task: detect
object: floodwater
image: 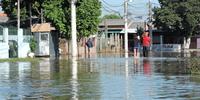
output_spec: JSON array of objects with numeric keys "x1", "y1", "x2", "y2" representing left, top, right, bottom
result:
[{"x1": 0, "y1": 53, "x2": 200, "y2": 100}]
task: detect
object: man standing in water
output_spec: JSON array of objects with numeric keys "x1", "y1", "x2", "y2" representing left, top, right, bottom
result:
[
  {"x1": 86, "y1": 38, "x2": 93, "y2": 55},
  {"x1": 142, "y1": 31, "x2": 151, "y2": 57}
]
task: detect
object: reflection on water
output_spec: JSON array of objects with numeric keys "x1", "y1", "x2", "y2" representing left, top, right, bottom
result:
[
  {"x1": 71, "y1": 57, "x2": 78, "y2": 100},
  {"x1": 143, "y1": 59, "x2": 151, "y2": 75},
  {"x1": 0, "y1": 55, "x2": 200, "y2": 99}
]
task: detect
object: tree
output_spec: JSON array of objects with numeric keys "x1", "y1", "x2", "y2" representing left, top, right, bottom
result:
[
  {"x1": 153, "y1": 0, "x2": 200, "y2": 49},
  {"x1": 101, "y1": 14, "x2": 122, "y2": 20},
  {"x1": 1, "y1": 0, "x2": 43, "y2": 27},
  {"x1": 136, "y1": 26, "x2": 144, "y2": 37},
  {"x1": 1, "y1": 0, "x2": 101, "y2": 40},
  {"x1": 43, "y1": 0, "x2": 101, "y2": 40}
]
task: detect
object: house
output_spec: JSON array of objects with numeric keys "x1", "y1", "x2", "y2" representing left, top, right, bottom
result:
[
  {"x1": 31, "y1": 23, "x2": 59, "y2": 57},
  {"x1": 98, "y1": 19, "x2": 145, "y2": 52}
]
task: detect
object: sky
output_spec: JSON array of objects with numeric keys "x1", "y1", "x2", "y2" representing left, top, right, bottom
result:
[
  {"x1": 0, "y1": 0, "x2": 160, "y2": 20},
  {"x1": 100, "y1": 0, "x2": 160, "y2": 21}
]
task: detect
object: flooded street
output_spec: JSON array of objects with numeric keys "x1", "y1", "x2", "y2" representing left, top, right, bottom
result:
[{"x1": 0, "y1": 53, "x2": 200, "y2": 100}]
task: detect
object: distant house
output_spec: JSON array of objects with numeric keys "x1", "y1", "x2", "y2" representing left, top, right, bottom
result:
[
  {"x1": 98, "y1": 19, "x2": 145, "y2": 52},
  {"x1": 99, "y1": 19, "x2": 144, "y2": 34}
]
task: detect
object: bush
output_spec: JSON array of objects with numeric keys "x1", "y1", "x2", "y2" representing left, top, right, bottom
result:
[
  {"x1": 188, "y1": 57, "x2": 200, "y2": 75},
  {"x1": 29, "y1": 38, "x2": 37, "y2": 52}
]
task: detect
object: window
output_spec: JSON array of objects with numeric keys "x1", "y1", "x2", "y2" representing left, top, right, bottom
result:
[{"x1": 41, "y1": 33, "x2": 48, "y2": 41}]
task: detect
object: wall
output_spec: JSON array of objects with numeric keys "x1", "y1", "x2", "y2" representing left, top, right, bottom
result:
[
  {"x1": 0, "y1": 28, "x2": 31, "y2": 59},
  {"x1": 0, "y1": 28, "x2": 9, "y2": 59},
  {"x1": 59, "y1": 37, "x2": 97, "y2": 57},
  {"x1": 0, "y1": 43, "x2": 9, "y2": 58}
]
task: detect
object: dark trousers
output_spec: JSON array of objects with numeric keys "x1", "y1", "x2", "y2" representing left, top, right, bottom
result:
[{"x1": 143, "y1": 46, "x2": 149, "y2": 57}]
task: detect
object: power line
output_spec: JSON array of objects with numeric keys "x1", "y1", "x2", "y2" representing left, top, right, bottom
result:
[
  {"x1": 102, "y1": 3, "x2": 122, "y2": 15},
  {"x1": 128, "y1": 3, "x2": 148, "y2": 9},
  {"x1": 102, "y1": 6, "x2": 122, "y2": 17},
  {"x1": 101, "y1": 0, "x2": 123, "y2": 7}
]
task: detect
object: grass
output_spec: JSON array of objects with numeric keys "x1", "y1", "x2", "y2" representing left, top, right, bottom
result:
[
  {"x1": 186, "y1": 57, "x2": 200, "y2": 75},
  {"x1": 0, "y1": 58, "x2": 41, "y2": 63}
]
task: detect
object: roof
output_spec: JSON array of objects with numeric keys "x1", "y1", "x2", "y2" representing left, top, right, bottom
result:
[
  {"x1": 0, "y1": 13, "x2": 8, "y2": 23},
  {"x1": 99, "y1": 19, "x2": 145, "y2": 29},
  {"x1": 99, "y1": 19, "x2": 125, "y2": 26},
  {"x1": 31, "y1": 23, "x2": 51, "y2": 32},
  {"x1": 0, "y1": 13, "x2": 7, "y2": 17}
]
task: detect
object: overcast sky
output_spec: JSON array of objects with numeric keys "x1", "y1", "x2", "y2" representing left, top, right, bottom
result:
[{"x1": 100, "y1": 0, "x2": 160, "y2": 21}]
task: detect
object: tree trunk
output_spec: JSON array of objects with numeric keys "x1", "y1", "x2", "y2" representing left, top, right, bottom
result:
[{"x1": 183, "y1": 37, "x2": 191, "y2": 49}]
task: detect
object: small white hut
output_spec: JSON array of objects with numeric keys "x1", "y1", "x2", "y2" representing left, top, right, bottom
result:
[{"x1": 31, "y1": 23, "x2": 51, "y2": 57}]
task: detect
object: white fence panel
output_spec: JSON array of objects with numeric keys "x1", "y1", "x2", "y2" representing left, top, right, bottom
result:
[
  {"x1": 152, "y1": 44, "x2": 181, "y2": 52},
  {"x1": 0, "y1": 43, "x2": 9, "y2": 58}
]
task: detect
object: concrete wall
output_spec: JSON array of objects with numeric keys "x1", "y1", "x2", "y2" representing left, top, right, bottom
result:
[
  {"x1": 152, "y1": 44, "x2": 181, "y2": 52},
  {"x1": 18, "y1": 29, "x2": 30, "y2": 58},
  {"x1": 0, "y1": 43, "x2": 9, "y2": 59},
  {"x1": 0, "y1": 28, "x2": 9, "y2": 59},
  {"x1": 0, "y1": 28, "x2": 31, "y2": 59},
  {"x1": 59, "y1": 37, "x2": 97, "y2": 57}
]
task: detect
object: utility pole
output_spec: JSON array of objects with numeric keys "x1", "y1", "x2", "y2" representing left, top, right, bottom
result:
[
  {"x1": 17, "y1": 0, "x2": 20, "y2": 31},
  {"x1": 41, "y1": 9, "x2": 44, "y2": 23},
  {"x1": 148, "y1": 0, "x2": 153, "y2": 50},
  {"x1": 124, "y1": 0, "x2": 128, "y2": 58},
  {"x1": 29, "y1": 3, "x2": 32, "y2": 28},
  {"x1": 104, "y1": 19, "x2": 108, "y2": 53},
  {"x1": 71, "y1": 0, "x2": 78, "y2": 57}
]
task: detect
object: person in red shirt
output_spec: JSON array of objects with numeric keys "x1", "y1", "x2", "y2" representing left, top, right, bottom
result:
[{"x1": 142, "y1": 32, "x2": 151, "y2": 57}]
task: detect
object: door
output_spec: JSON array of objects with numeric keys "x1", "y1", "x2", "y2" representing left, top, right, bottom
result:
[{"x1": 39, "y1": 33, "x2": 49, "y2": 56}]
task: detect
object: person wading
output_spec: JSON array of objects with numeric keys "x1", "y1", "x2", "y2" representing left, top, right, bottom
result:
[
  {"x1": 86, "y1": 38, "x2": 93, "y2": 55},
  {"x1": 142, "y1": 32, "x2": 151, "y2": 57}
]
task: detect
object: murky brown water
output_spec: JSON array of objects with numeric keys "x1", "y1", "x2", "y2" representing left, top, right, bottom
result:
[{"x1": 0, "y1": 53, "x2": 200, "y2": 100}]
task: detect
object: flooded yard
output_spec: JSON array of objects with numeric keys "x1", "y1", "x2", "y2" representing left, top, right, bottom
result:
[{"x1": 0, "y1": 53, "x2": 200, "y2": 100}]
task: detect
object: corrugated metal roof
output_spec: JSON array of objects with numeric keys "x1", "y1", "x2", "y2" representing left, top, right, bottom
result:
[
  {"x1": 31, "y1": 23, "x2": 51, "y2": 32},
  {"x1": 99, "y1": 19, "x2": 144, "y2": 29},
  {"x1": 99, "y1": 19, "x2": 125, "y2": 26}
]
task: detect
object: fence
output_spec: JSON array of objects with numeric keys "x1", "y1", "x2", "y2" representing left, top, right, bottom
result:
[
  {"x1": 96, "y1": 35, "x2": 123, "y2": 53},
  {"x1": 0, "y1": 26, "x2": 32, "y2": 59},
  {"x1": 152, "y1": 44, "x2": 181, "y2": 52}
]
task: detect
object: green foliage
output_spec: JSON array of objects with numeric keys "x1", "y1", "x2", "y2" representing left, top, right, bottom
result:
[
  {"x1": 101, "y1": 14, "x2": 122, "y2": 20},
  {"x1": 136, "y1": 27, "x2": 144, "y2": 37},
  {"x1": 43, "y1": 0, "x2": 68, "y2": 36},
  {"x1": 0, "y1": 58, "x2": 40, "y2": 62},
  {"x1": 153, "y1": 0, "x2": 200, "y2": 38},
  {"x1": 77, "y1": 0, "x2": 101, "y2": 38},
  {"x1": 1, "y1": 0, "x2": 39, "y2": 24},
  {"x1": 187, "y1": 57, "x2": 200, "y2": 75},
  {"x1": 29, "y1": 38, "x2": 37, "y2": 52},
  {"x1": 1, "y1": 0, "x2": 102, "y2": 40}
]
